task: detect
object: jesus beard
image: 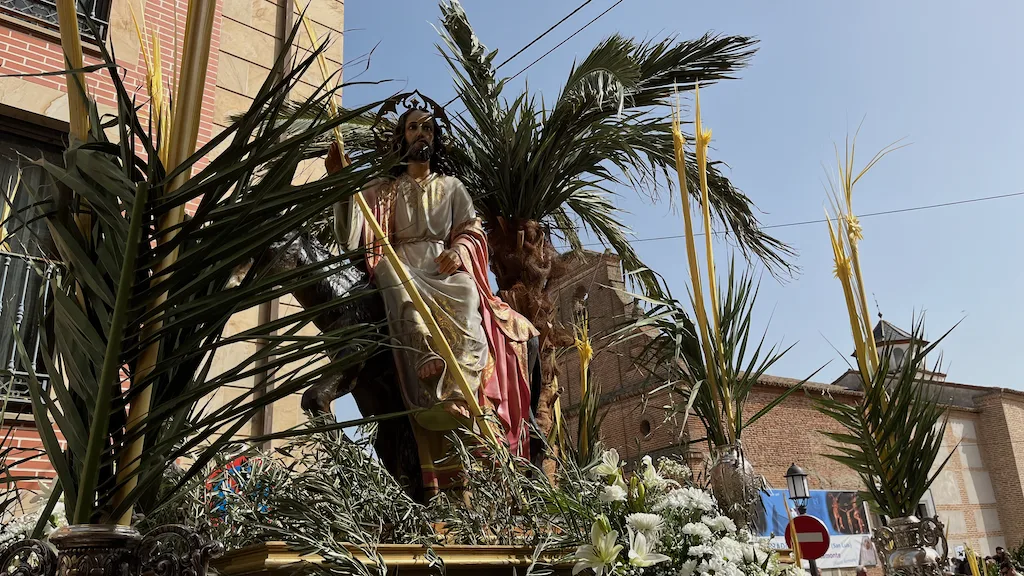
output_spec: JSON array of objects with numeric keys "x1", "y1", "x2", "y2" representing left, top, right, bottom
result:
[{"x1": 408, "y1": 140, "x2": 432, "y2": 164}]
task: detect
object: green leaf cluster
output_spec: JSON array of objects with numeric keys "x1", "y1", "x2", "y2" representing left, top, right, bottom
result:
[{"x1": 12, "y1": 21, "x2": 389, "y2": 525}]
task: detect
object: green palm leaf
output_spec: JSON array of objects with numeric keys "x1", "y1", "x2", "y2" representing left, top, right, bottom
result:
[
  {"x1": 438, "y1": 1, "x2": 795, "y2": 287},
  {"x1": 609, "y1": 261, "x2": 815, "y2": 450},
  {"x1": 814, "y1": 319, "x2": 955, "y2": 518},
  {"x1": 12, "y1": 20, "x2": 392, "y2": 524}
]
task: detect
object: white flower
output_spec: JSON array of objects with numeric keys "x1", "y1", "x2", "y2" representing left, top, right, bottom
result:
[
  {"x1": 626, "y1": 513, "x2": 665, "y2": 539},
  {"x1": 677, "y1": 559, "x2": 699, "y2": 576},
  {"x1": 688, "y1": 544, "x2": 713, "y2": 557},
  {"x1": 706, "y1": 556, "x2": 745, "y2": 576},
  {"x1": 639, "y1": 455, "x2": 669, "y2": 490},
  {"x1": 627, "y1": 527, "x2": 670, "y2": 568},
  {"x1": 653, "y1": 486, "x2": 716, "y2": 513},
  {"x1": 590, "y1": 449, "x2": 620, "y2": 480},
  {"x1": 703, "y1": 514, "x2": 737, "y2": 533},
  {"x1": 681, "y1": 522, "x2": 713, "y2": 540},
  {"x1": 599, "y1": 484, "x2": 627, "y2": 503},
  {"x1": 573, "y1": 520, "x2": 623, "y2": 576},
  {"x1": 712, "y1": 537, "x2": 747, "y2": 563},
  {"x1": 658, "y1": 458, "x2": 692, "y2": 482}
]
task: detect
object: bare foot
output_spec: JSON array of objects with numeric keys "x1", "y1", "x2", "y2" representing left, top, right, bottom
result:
[{"x1": 418, "y1": 359, "x2": 444, "y2": 381}]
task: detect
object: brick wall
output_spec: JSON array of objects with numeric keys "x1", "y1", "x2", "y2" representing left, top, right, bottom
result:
[
  {"x1": 0, "y1": 0, "x2": 222, "y2": 177},
  {"x1": 976, "y1": 392, "x2": 1024, "y2": 549},
  {"x1": 4, "y1": 417, "x2": 62, "y2": 493}
]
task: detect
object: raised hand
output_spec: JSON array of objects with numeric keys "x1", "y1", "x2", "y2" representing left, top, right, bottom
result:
[{"x1": 435, "y1": 248, "x2": 464, "y2": 275}]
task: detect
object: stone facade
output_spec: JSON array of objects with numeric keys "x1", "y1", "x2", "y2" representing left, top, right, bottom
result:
[
  {"x1": 553, "y1": 250, "x2": 1024, "y2": 559},
  {"x1": 1, "y1": 0, "x2": 344, "y2": 497}
]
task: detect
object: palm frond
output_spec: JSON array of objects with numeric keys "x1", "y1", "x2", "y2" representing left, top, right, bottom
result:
[
  {"x1": 815, "y1": 319, "x2": 953, "y2": 518},
  {"x1": 609, "y1": 261, "x2": 807, "y2": 450},
  {"x1": 437, "y1": 1, "x2": 794, "y2": 291},
  {"x1": 14, "y1": 18, "x2": 392, "y2": 523}
]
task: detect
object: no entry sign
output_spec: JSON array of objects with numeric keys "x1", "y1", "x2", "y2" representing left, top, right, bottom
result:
[{"x1": 784, "y1": 514, "x2": 831, "y2": 560}]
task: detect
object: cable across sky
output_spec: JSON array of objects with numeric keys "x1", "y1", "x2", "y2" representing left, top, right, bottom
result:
[
  {"x1": 557, "y1": 190, "x2": 1024, "y2": 249},
  {"x1": 444, "y1": 0, "x2": 626, "y2": 109}
]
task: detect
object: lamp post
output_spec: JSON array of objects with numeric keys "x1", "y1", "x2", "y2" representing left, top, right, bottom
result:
[{"x1": 785, "y1": 463, "x2": 820, "y2": 576}]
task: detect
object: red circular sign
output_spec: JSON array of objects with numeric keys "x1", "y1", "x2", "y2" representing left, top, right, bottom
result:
[{"x1": 784, "y1": 514, "x2": 831, "y2": 560}]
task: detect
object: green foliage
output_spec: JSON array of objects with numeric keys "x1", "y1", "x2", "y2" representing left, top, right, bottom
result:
[
  {"x1": 12, "y1": 20, "x2": 392, "y2": 525},
  {"x1": 815, "y1": 319, "x2": 956, "y2": 518},
  {"x1": 437, "y1": 0, "x2": 794, "y2": 293},
  {"x1": 257, "y1": 2, "x2": 797, "y2": 295},
  {"x1": 611, "y1": 262, "x2": 815, "y2": 450},
  {"x1": 150, "y1": 424, "x2": 619, "y2": 574},
  {"x1": 1008, "y1": 541, "x2": 1024, "y2": 570},
  {"x1": 570, "y1": 370, "x2": 606, "y2": 468},
  {"x1": 146, "y1": 421, "x2": 437, "y2": 576}
]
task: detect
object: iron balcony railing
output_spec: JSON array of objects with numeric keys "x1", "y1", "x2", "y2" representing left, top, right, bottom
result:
[
  {"x1": 0, "y1": 0, "x2": 111, "y2": 40},
  {"x1": 0, "y1": 250, "x2": 55, "y2": 404}
]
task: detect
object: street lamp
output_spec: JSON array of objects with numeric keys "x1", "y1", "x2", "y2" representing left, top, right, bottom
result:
[
  {"x1": 784, "y1": 463, "x2": 819, "y2": 576},
  {"x1": 785, "y1": 462, "x2": 810, "y2": 514}
]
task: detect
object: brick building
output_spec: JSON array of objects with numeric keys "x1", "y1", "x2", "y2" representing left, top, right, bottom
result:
[
  {"x1": 553, "y1": 250, "x2": 1024, "y2": 569},
  {"x1": 1, "y1": 0, "x2": 343, "y2": 496}
]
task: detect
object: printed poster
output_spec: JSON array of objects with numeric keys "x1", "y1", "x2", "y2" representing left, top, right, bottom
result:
[{"x1": 755, "y1": 489, "x2": 879, "y2": 569}]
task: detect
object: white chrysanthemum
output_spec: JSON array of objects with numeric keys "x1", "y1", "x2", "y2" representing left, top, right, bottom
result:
[
  {"x1": 677, "y1": 559, "x2": 699, "y2": 576},
  {"x1": 688, "y1": 544, "x2": 713, "y2": 557},
  {"x1": 599, "y1": 484, "x2": 627, "y2": 503},
  {"x1": 626, "y1": 513, "x2": 665, "y2": 538},
  {"x1": 703, "y1": 514, "x2": 737, "y2": 533},
  {"x1": 652, "y1": 486, "x2": 716, "y2": 513},
  {"x1": 681, "y1": 522, "x2": 713, "y2": 540},
  {"x1": 712, "y1": 537, "x2": 747, "y2": 563}
]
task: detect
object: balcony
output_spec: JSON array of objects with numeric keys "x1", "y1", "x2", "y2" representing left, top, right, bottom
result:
[
  {"x1": 0, "y1": 250, "x2": 54, "y2": 406},
  {"x1": 0, "y1": 0, "x2": 111, "y2": 41}
]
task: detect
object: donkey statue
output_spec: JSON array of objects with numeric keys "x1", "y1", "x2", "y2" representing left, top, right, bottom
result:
[{"x1": 242, "y1": 232, "x2": 542, "y2": 502}]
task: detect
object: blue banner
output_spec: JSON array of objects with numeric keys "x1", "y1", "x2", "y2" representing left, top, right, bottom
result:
[
  {"x1": 756, "y1": 489, "x2": 872, "y2": 537},
  {"x1": 756, "y1": 489, "x2": 879, "y2": 568}
]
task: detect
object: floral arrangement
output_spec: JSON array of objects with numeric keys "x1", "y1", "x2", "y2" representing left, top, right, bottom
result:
[
  {"x1": 572, "y1": 448, "x2": 798, "y2": 576},
  {"x1": 0, "y1": 495, "x2": 67, "y2": 553}
]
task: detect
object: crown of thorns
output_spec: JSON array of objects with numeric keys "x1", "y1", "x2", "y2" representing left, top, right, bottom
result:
[{"x1": 371, "y1": 91, "x2": 452, "y2": 154}]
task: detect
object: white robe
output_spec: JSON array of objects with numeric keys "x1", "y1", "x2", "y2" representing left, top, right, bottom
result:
[{"x1": 335, "y1": 173, "x2": 489, "y2": 431}]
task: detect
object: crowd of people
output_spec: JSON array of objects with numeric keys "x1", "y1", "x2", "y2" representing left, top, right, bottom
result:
[{"x1": 947, "y1": 547, "x2": 1018, "y2": 576}]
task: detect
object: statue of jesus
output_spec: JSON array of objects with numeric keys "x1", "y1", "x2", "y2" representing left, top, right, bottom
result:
[{"x1": 327, "y1": 101, "x2": 538, "y2": 497}]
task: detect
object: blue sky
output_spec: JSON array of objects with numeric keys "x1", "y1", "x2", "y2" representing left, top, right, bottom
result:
[{"x1": 332, "y1": 0, "x2": 1024, "y2": 421}]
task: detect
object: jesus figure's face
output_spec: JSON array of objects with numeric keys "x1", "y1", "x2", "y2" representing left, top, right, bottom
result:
[{"x1": 403, "y1": 110, "x2": 435, "y2": 164}]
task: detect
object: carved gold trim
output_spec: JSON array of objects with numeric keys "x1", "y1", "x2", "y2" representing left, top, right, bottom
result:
[{"x1": 213, "y1": 542, "x2": 571, "y2": 575}]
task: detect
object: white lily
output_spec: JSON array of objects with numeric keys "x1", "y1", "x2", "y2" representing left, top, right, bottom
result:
[
  {"x1": 573, "y1": 519, "x2": 624, "y2": 576},
  {"x1": 627, "y1": 527, "x2": 671, "y2": 568},
  {"x1": 591, "y1": 448, "x2": 620, "y2": 480},
  {"x1": 640, "y1": 455, "x2": 669, "y2": 490}
]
